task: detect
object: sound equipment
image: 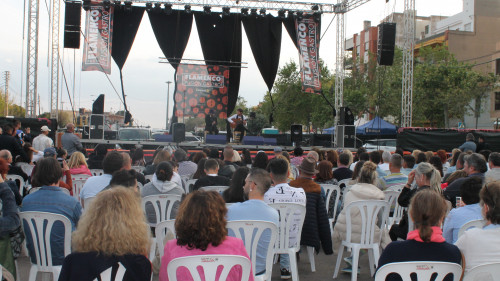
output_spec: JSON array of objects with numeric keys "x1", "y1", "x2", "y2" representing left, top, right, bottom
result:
[
  {"x1": 377, "y1": 22, "x2": 396, "y2": 66},
  {"x1": 291, "y1": 124, "x2": 303, "y2": 144},
  {"x1": 205, "y1": 135, "x2": 226, "y2": 145},
  {"x1": 336, "y1": 125, "x2": 356, "y2": 148},
  {"x1": 242, "y1": 136, "x2": 265, "y2": 145},
  {"x1": 90, "y1": 114, "x2": 104, "y2": 139},
  {"x1": 172, "y1": 123, "x2": 186, "y2": 143},
  {"x1": 64, "y1": 1, "x2": 82, "y2": 49},
  {"x1": 263, "y1": 138, "x2": 278, "y2": 146},
  {"x1": 339, "y1": 107, "x2": 354, "y2": 125},
  {"x1": 92, "y1": 94, "x2": 105, "y2": 114}
]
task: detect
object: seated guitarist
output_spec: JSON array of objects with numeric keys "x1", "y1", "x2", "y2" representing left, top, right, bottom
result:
[{"x1": 227, "y1": 108, "x2": 247, "y2": 143}]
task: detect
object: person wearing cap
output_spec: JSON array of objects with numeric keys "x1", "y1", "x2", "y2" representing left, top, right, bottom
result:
[
  {"x1": 32, "y1": 125, "x2": 53, "y2": 151},
  {"x1": 205, "y1": 109, "x2": 219, "y2": 135},
  {"x1": 289, "y1": 158, "x2": 333, "y2": 258},
  {"x1": 274, "y1": 146, "x2": 283, "y2": 157}
]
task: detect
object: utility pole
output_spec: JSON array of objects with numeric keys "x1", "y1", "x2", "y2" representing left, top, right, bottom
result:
[
  {"x1": 4, "y1": 71, "x2": 10, "y2": 116},
  {"x1": 166, "y1": 81, "x2": 172, "y2": 130}
]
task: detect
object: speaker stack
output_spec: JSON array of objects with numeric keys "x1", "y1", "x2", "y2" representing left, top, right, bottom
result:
[
  {"x1": 339, "y1": 107, "x2": 354, "y2": 126},
  {"x1": 64, "y1": 1, "x2": 82, "y2": 49},
  {"x1": 290, "y1": 124, "x2": 303, "y2": 145},
  {"x1": 172, "y1": 123, "x2": 186, "y2": 143},
  {"x1": 90, "y1": 95, "x2": 105, "y2": 139},
  {"x1": 377, "y1": 22, "x2": 396, "y2": 66}
]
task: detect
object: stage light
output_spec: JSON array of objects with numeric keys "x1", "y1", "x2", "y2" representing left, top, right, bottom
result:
[
  {"x1": 103, "y1": 0, "x2": 111, "y2": 10},
  {"x1": 114, "y1": 1, "x2": 121, "y2": 8},
  {"x1": 241, "y1": 8, "x2": 249, "y2": 16},
  {"x1": 314, "y1": 11, "x2": 321, "y2": 22},
  {"x1": 164, "y1": 3, "x2": 172, "y2": 15},
  {"x1": 312, "y1": 5, "x2": 319, "y2": 11},
  {"x1": 203, "y1": 6, "x2": 211, "y2": 14},
  {"x1": 184, "y1": 4, "x2": 191, "y2": 13},
  {"x1": 154, "y1": 3, "x2": 162, "y2": 12},
  {"x1": 259, "y1": 8, "x2": 266, "y2": 17},
  {"x1": 250, "y1": 8, "x2": 257, "y2": 16},
  {"x1": 278, "y1": 9, "x2": 286, "y2": 19},
  {"x1": 287, "y1": 10, "x2": 294, "y2": 18},
  {"x1": 83, "y1": 0, "x2": 91, "y2": 11},
  {"x1": 124, "y1": 1, "x2": 132, "y2": 12},
  {"x1": 222, "y1": 7, "x2": 230, "y2": 16},
  {"x1": 146, "y1": 3, "x2": 153, "y2": 11},
  {"x1": 296, "y1": 11, "x2": 303, "y2": 20}
]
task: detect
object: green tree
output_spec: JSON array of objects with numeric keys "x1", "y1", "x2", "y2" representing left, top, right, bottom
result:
[{"x1": 0, "y1": 89, "x2": 26, "y2": 117}]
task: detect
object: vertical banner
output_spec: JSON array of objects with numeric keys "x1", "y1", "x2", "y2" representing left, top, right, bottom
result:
[
  {"x1": 295, "y1": 14, "x2": 321, "y2": 94},
  {"x1": 174, "y1": 64, "x2": 229, "y2": 119},
  {"x1": 82, "y1": 1, "x2": 114, "y2": 74}
]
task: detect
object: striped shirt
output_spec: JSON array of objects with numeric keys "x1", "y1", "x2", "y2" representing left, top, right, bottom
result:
[{"x1": 378, "y1": 172, "x2": 408, "y2": 190}]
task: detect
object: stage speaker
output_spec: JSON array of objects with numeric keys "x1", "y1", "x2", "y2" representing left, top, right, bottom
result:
[
  {"x1": 64, "y1": 1, "x2": 82, "y2": 49},
  {"x1": 339, "y1": 107, "x2": 354, "y2": 125},
  {"x1": 90, "y1": 114, "x2": 104, "y2": 139},
  {"x1": 172, "y1": 123, "x2": 185, "y2": 143},
  {"x1": 377, "y1": 22, "x2": 396, "y2": 66},
  {"x1": 92, "y1": 94, "x2": 105, "y2": 114},
  {"x1": 291, "y1": 124, "x2": 303, "y2": 144},
  {"x1": 336, "y1": 125, "x2": 356, "y2": 148}
]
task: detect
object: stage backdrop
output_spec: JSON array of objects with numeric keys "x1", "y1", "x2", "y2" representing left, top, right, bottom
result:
[{"x1": 174, "y1": 64, "x2": 229, "y2": 119}]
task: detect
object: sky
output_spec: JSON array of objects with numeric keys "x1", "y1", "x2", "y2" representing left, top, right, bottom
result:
[{"x1": 0, "y1": 0, "x2": 463, "y2": 129}]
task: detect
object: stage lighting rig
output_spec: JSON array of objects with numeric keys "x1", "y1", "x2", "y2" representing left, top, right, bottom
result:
[
  {"x1": 278, "y1": 9, "x2": 286, "y2": 19},
  {"x1": 287, "y1": 10, "x2": 294, "y2": 18},
  {"x1": 296, "y1": 11, "x2": 303, "y2": 20},
  {"x1": 241, "y1": 8, "x2": 249, "y2": 16},
  {"x1": 124, "y1": 1, "x2": 132, "y2": 12},
  {"x1": 154, "y1": 3, "x2": 162, "y2": 12},
  {"x1": 164, "y1": 3, "x2": 173, "y2": 14},
  {"x1": 312, "y1": 5, "x2": 319, "y2": 11},
  {"x1": 203, "y1": 6, "x2": 211, "y2": 14},
  {"x1": 313, "y1": 11, "x2": 321, "y2": 21},
  {"x1": 83, "y1": 0, "x2": 91, "y2": 11},
  {"x1": 184, "y1": 4, "x2": 192, "y2": 13},
  {"x1": 222, "y1": 7, "x2": 231, "y2": 16},
  {"x1": 103, "y1": 0, "x2": 111, "y2": 10},
  {"x1": 259, "y1": 8, "x2": 266, "y2": 17},
  {"x1": 146, "y1": 2, "x2": 153, "y2": 11},
  {"x1": 114, "y1": 1, "x2": 121, "y2": 8},
  {"x1": 250, "y1": 8, "x2": 257, "y2": 16}
]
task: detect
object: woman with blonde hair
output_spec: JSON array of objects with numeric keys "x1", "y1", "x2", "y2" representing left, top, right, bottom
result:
[
  {"x1": 68, "y1": 151, "x2": 92, "y2": 176},
  {"x1": 144, "y1": 150, "x2": 171, "y2": 175},
  {"x1": 159, "y1": 190, "x2": 253, "y2": 281},
  {"x1": 59, "y1": 187, "x2": 151, "y2": 281}
]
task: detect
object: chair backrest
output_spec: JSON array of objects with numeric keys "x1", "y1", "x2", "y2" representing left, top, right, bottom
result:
[
  {"x1": 463, "y1": 262, "x2": 500, "y2": 281},
  {"x1": 19, "y1": 211, "x2": 72, "y2": 270},
  {"x1": 167, "y1": 255, "x2": 251, "y2": 281},
  {"x1": 70, "y1": 174, "x2": 91, "y2": 182},
  {"x1": 90, "y1": 169, "x2": 104, "y2": 176},
  {"x1": 185, "y1": 179, "x2": 197, "y2": 193},
  {"x1": 227, "y1": 220, "x2": 278, "y2": 280},
  {"x1": 131, "y1": 166, "x2": 145, "y2": 174},
  {"x1": 387, "y1": 184, "x2": 405, "y2": 192},
  {"x1": 392, "y1": 202, "x2": 407, "y2": 225},
  {"x1": 6, "y1": 174, "x2": 25, "y2": 190},
  {"x1": 71, "y1": 174, "x2": 91, "y2": 202},
  {"x1": 375, "y1": 261, "x2": 463, "y2": 281},
  {"x1": 458, "y1": 219, "x2": 486, "y2": 238},
  {"x1": 144, "y1": 174, "x2": 153, "y2": 183},
  {"x1": 384, "y1": 190, "x2": 400, "y2": 209},
  {"x1": 199, "y1": 185, "x2": 229, "y2": 194},
  {"x1": 93, "y1": 262, "x2": 127, "y2": 281},
  {"x1": 268, "y1": 203, "x2": 306, "y2": 252},
  {"x1": 338, "y1": 179, "x2": 351, "y2": 189},
  {"x1": 141, "y1": 194, "x2": 182, "y2": 227},
  {"x1": 137, "y1": 182, "x2": 143, "y2": 190},
  {"x1": 322, "y1": 184, "x2": 341, "y2": 220},
  {"x1": 344, "y1": 200, "x2": 390, "y2": 246},
  {"x1": 155, "y1": 220, "x2": 176, "y2": 261}
]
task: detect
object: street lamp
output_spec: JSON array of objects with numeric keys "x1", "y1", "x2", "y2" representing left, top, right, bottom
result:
[{"x1": 165, "y1": 81, "x2": 172, "y2": 130}]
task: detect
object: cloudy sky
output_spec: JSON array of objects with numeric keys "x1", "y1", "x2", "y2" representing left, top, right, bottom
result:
[{"x1": 1, "y1": 0, "x2": 462, "y2": 128}]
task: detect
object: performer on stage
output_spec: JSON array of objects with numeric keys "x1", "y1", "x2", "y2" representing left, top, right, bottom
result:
[
  {"x1": 227, "y1": 108, "x2": 247, "y2": 143},
  {"x1": 205, "y1": 109, "x2": 219, "y2": 135}
]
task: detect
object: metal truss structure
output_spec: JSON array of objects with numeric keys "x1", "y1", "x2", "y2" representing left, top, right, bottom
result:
[
  {"x1": 50, "y1": 0, "x2": 60, "y2": 119},
  {"x1": 401, "y1": 0, "x2": 415, "y2": 127},
  {"x1": 334, "y1": 0, "x2": 346, "y2": 126},
  {"x1": 25, "y1": 0, "x2": 40, "y2": 117}
]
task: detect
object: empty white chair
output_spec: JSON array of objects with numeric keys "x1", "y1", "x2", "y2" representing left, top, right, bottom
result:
[
  {"x1": 458, "y1": 219, "x2": 486, "y2": 238},
  {"x1": 375, "y1": 261, "x2": 462, "y2": 281},
  {"x1": 167, "y1": 255, "x2": 251, "y2": 281},
  {"x1": 333, "y1": 200, "x2": 390, "y2": 281},
  {"x1": 20, "y1": 211, "x2": 72, "y2": 281},
  {"x1": 141, "y1": 194, "x2": 182, "y2": 227},
  {"x1": 90, "y1": 169, "x2": 104, "y2": 176},
  {"x1": 269, "y1": 203, "x2": 306, "y2": 281},
  {"x1": 199, "y1": 185, "x2": 229, "y2": 194},
  {"x1": 463, "y1": 262, "x2": 500, "y2": 281},
  {"x1": 154, "y1": 220, "x2": 176, "y2": 262},
  {"x1": 322, "y1": 184, "x2": 341, "y2": 233},
  {"x1": 93, "y1": 263, "x2": 127, "y2": 281},
  {"x1": 227, "y1": 220, "x2": 278, "y2": 281},
  {"x1": 70, "y1": 174, "x2": 91, "y2": 202}
]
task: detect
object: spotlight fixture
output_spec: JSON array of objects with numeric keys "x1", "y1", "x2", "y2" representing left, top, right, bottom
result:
[
  {"x1": 83, "y1": 0, "x2": 91, "y2": 11},
  {"x1": 313, "y1": 11, "x2": 321, "y2": 22},
  {"x1": 278, "y1": 9, "x2": 286, "y2": 19},
  {"x1": 164, "y1": 3, "x2": 172, "y2": 14},
  {"x1": 296, "y1": 11, "x2": 303, "y2": 20},
  {"x1": 222, "y1": 7, "x2": 230, "y2": 16},
  {"x1": 124, "y1": 1, "x2": 132, "y2": 12},
  {"x1": 259, "y1": 8, "x2": 266, "y2": 17},
  {"x1": 287, "y1": 10, "x2": 294, "y2": 18},
  {"x1": 203, "y1": 6, "x2": 211, "y2": 14},
  {"x1": 146, "y1": 2, "x2": 153, "y2": 11},
  {"x1": 312, "y1": 5, "x2": 319, "y2": 11},
  {"x1": 184, "y1": 4, "x2": 191, "y2": 13},
  {"x1": 114, "y1": 1, "x2": 121, "y2": 8},
  {"x1": 241, "y1": 8, "x2": 249, "y2": 16},
  {"x1": 154, "y1": 3, "x2": 162, "y2": 12},
  {"x1": 103, "y1": 0, "x2": 111, "y2": 10},
  {"x1": 250, "y1": 8, "x2": 257, "y2": 16}
]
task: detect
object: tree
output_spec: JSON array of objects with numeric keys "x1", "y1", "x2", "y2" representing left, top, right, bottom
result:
[{"x1": 0, "y1": 89, "x2": 26, "y2": 117}]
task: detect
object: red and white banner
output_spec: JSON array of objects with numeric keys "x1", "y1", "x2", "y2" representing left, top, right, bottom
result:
[
  {"x1": 174, "y1": 64, "x2": 229, "y2": 119},
  {"x1": 295, "y1": 14, "x2": 321, "y2": 94},
  {"x1": 82, "y1": 1, "x2": 114, "y2": 74}
]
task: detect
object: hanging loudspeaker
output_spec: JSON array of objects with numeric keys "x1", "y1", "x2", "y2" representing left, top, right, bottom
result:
[
  {"x1": 172, "y1": 123, "x2": 186, "y2": 143},
  {"x1": 291, "y1": 124, "x2": 303, "y2": 143},
  {"x1": 377, "y1": 22, "x2": 396, "y2": 66},
  {"x1": 92, "y1": 94, "x2": 105, "y2": 114},
  {"x1": 64, "y1": 1, "x2": 82, "y2": 49},
  {"x1": 339, "y1": 107, "x2": 354, "y2": 125}
]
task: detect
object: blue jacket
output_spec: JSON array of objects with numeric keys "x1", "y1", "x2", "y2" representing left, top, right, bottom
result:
[{"x1": 0, "y1": 182, "x2": 20, "y2": 237}]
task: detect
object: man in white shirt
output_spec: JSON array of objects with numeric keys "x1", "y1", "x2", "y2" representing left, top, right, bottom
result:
[
  {"x1": 227, "y1": 108, "x2": 247, "y2": 143},
  {"x1": 485, "y1": 152, "x2": 500, "y2": 183},
  {"x1": 265, "y1": 158, "x2": 306, "y2": 279},
  {"x1": 32, "y1": 126, "x2": 53, "y2": 151}
]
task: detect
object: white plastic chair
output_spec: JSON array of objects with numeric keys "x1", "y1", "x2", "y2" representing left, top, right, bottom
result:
[
  {"x1": 90, "y1": 169, "x2": 104, "y2": 176},
  {"x1": 144, "y1": 174, "x2": 153, "y2": 183},
  {"x1": 391, "y1": 201, "x2": 407, "y2": 226},
  {"x1": 269, "y1": 203, "x2": 307, "y2": 281},
  {"x1": 227, "y1": 220, "x2": 278, "y2": 281},
  {"x1": 93, "y1": 263, "x2": 127, "y2": 281},
  {"x1": 167, "y1": 255, "x2": 251, "y2": 281},
  {"x1": 131, "y1": 166, "x2": 145, "y2": 174},
  {"x1": 458, "y1": 219, "x2": 486, "y2": 238},
  {"x1": 338, "y1": 179, "x2": 351, "y2": 189},
  {"x1": 154, "y1": 220, "x2": 176, "y2": 262},
  {"x1": 20, "y1": 211, "x2": 72, "y2": 281},
  {"x1": 384, "y1": 190, "x2": 400, "y2": 228},
  {"x1": 333, "y1": 200, "x2": 390, "y2": 281},
  {"x1": 6, "y1": 174, "x2": 26, "y2": 192},
  {"x1": 463, "y1": 262, "x2": 500, "y2": 281},
  {"x1": 321, "y1": 184, "x2": 341, "y2": 237},
  {"x1": 185, "y1": 179, "x2": 197, "y2": 193},
  {"x1": 375, "y1": 261, "x2": 462, "y2": 281},
  {"x1": 141, "y1": 194, "x2": 182, "y2": 227},
  {"x1": 199, "y1": 185, "x2": 229, "y2": 194},
  {"x1": 70, "y1": 174, "x2": 91, "y2": 202},
  {"x1": 386, "y1": 184, "x2": 405, "y2": 192}
]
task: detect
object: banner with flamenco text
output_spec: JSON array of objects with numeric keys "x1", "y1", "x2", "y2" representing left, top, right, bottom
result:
[
  {"x1": 174, "y1": 64, "x2": 229, "y2": 119},
  {"x1": 295, "y1": 14, "x2": 321, "y2": 94},
  {"x1": 82, "y1": 1, "x2": 114, "y2": 74}
]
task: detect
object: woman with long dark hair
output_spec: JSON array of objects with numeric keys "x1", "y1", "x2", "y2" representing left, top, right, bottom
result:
[{"x1": 222, "y1": 166, "x2": 250, "y2": 203}]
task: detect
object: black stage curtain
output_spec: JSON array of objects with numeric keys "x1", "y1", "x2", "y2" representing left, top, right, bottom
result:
[
  {"x1": 148, "y1": 10, "x2": 193, "y2": 69},
  {"x1": 242, "y1": 15, "x2": 281, "y2": 92},
  {"x1": 194, "y1": 12, "x2": 242, "y2": 115},
  {"x1": 111, "y1": 6, "x2": 145, "y2": 69},
  {"x1": 283, "y1": 16, "x2": 298, "y2": 50}
]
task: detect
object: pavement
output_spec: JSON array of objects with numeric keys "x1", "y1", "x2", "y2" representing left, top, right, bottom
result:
[{"x1": 16, "y1": 247, "x2": 376, "y2": 281}]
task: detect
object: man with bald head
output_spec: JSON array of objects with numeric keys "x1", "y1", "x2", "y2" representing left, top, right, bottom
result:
[{"x1": 61, "y1": 123, "x2": 83, "y2": 157}]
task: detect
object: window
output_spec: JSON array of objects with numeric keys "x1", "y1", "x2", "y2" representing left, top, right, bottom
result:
[
  {"x1": 495, "y1": 92, "x2": 500, "y2": 111},
  {"x1": 496, "y1": 59, "x2": 500, "y2": 76},
  {"x1": 425, "y1": 25, "x2": 429, "y2": 34}
]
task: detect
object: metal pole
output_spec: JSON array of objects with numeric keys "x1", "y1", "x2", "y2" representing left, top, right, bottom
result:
[
  {"x1": 166, "y1": 81, "x2": 172, "y2": 130},
  {"x1": 4, "y1": 71, "x2": 10, "y2": 116}
]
